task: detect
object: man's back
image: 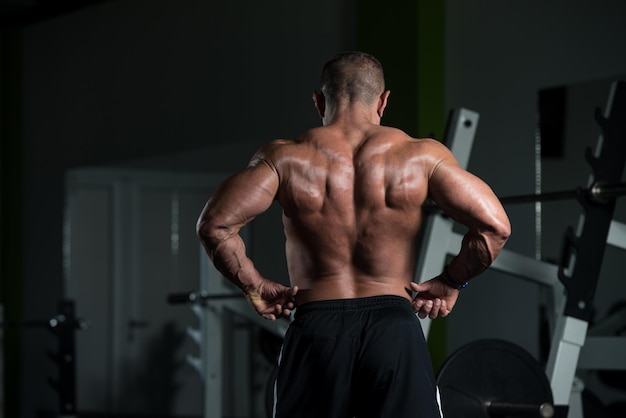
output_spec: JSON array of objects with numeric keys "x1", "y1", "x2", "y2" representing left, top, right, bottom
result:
[
  {"x1": 197, "y1": 50, "x2": 509, "y2": 322},
  {"x1": 264, "y1": 124, "x2": 444, "y2": 304}
]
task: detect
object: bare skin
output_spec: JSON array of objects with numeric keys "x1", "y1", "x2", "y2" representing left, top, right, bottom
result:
[{"x1": 197, "y1": 89, "x2": 510, "y2": 321}]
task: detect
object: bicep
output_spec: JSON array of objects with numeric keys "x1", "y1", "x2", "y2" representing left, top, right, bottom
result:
[
  {"x1": 428, "y1": 161, "x2": 507, "y2": 232},
  {"x1": 200, "y1": 162, "x2": 279, "y2": 233}
]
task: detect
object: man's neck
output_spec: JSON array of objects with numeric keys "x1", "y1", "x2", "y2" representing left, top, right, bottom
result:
[{"x1": 322, "y1": 103, "x2": 381, "y2": 127}]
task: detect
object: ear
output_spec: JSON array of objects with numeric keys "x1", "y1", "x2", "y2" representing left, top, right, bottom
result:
[
  {"x1": 377, "y1": 90, "x2": 390, "y2": 118},
  {"x1": 312, "y1": 90, "x2": 325, "y2": 118}
]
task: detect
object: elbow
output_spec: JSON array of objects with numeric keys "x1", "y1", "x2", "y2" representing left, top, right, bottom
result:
[
  {"x1": 478, "y1": 214, "x2": 511, "y2": 257},
  {"x1": 196, "y1": 216, "x2": 228, "y2": 251},
  {"x1": 493, "y1": 215, "x2": 511, "y2": 247},
  {"x1": 196, "y1": 217, "x2": 209, "y2": 242},
  {"x1": 196, "y1": 217, "x2": 212, "y2": 248}
]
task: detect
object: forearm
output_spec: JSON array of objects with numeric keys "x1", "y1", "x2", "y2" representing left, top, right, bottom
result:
[
  {"x1": 195, "y1": 161, "x2": 279, "y2": 292},
  {"x1": 198, "y1": 224, "x2": 263, "y2": 293},
  {"x1": 447, "y1": 228, "x2": 508, "y2": 283}
]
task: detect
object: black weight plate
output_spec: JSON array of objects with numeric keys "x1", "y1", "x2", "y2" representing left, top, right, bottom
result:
[{"x1": 437, "y1": 339, "x2": 553, "y2": 418}]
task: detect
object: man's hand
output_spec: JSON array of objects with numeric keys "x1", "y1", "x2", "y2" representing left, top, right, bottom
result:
[
  {"x1": 410, "y1": 277, "x2": 460, "y2": 319},
  {"x1": 245, "y1": 279, "x2": 299, "y2": 320}
]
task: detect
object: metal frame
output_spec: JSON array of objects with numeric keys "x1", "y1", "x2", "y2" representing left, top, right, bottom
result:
[
  {"x1": 193, "y1": 231, "x2": 288, "y2": 418},
  {"x1": 414, "y1": 107, "x2": 564, "y2": 331},
  {"x1": 418, "y1": 83, "x2": 626, "y2": 418},
  {"x1": 414, "y1": 108, "x2": 479, "y2": 336},
  {"x1": 544, "y1": 81, "x2": 626, "y2": 418}
]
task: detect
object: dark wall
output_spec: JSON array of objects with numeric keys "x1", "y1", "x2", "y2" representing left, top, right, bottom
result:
[{"x1": 16, "y1": 0, "x2": 356, "y2": 415}]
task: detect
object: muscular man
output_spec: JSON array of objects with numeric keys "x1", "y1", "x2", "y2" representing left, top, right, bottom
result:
[{"x1": 197, "y1": 51, "x2": 510, "y2": 418}]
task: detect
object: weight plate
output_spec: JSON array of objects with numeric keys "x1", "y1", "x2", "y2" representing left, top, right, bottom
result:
[{"x1": 437, "y1": 339, "x2": 553, "y2": 418}]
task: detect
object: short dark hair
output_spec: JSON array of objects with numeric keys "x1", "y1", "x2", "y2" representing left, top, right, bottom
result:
[{"x1": 320, "y1": 51, "x2": 385, "y2": 105}]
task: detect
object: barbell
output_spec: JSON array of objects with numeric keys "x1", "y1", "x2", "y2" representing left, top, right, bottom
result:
[
  {"x1": 423, "y1": 181, "x2": 626, "y2": 213},
  {"x1": 437, "y1": 339, "x2": 554, "y2": 418},
  {"x1": 498, "y1": 181, "x2": 626, "y2": 205}
]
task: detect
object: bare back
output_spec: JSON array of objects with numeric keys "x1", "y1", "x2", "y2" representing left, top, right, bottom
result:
[
  {"x1": 198, "y1": 52, "x2": 509, "y2": 319},
  {"x1": 265, "y1": 125, "x2": 442, "y2": 304}
]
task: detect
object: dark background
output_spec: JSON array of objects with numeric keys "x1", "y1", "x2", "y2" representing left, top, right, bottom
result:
[{"x1": 2, "y1": 0, "x2": 626, "y2": 417}]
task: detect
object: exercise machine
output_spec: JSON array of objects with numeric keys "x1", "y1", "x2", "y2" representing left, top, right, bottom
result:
[
  {"x1": 1, "y1": 300, "x2": 87, "y2": 418},
  {"x1": 421, "y1": 81, "x2": 626, "y2": 418},
  {"x1": 168, "y1": 232, "x2": 288, "y2": 418}
]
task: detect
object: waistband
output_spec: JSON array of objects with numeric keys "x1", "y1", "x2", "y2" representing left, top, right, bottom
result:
[{"x1": 295, "y1": 295, "x2": 413, "y2": 317}]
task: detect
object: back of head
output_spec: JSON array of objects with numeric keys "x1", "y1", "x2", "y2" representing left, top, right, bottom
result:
[{"x1": 320, "y1": 51, "x2": 385, "y2": 106}]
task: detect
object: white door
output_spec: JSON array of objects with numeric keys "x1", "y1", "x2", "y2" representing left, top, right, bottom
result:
[{"x1": 64, "y1": 168, "x2": 226, "y2": 416}]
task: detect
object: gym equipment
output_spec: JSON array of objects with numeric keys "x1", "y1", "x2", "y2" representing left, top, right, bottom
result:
[
  {"x1": 545, "y1": 80, "x2": 626, "y2": 418},
  {"x1": 167, "y1": 289, "x2": 245, "y2": 304},
  {"x1": 437, "y1": 339, "x2": 554, "y2": 418},
  {"x1": 47, "y1": 300, "x2": 88, "y2": 418},
  {"x1": 168, "y1": 247, "x2": 289, "y2": 418},
  {"x1": 1, "y1": 300, "x2": 87, "y2": 418},
  {"x1": 415, "y1": 107, "x2": 480, "y2": 338},
  {"x1": 423, "y1": 181, "x2": 626, "y2": 213},
  {"x1": 498, "y1": 182, "x2": 626, "y2": 205},
  {"x1": 418, "y1": 81, "x2": 626, "y2": 418},
  {"x1": 591, "y1": 301, "x2": 626, "y2": 392}
]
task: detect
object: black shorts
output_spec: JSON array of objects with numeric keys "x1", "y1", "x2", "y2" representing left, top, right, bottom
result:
[{"x1": 272, "y1": 295, "x2": 443, "y2": 418}]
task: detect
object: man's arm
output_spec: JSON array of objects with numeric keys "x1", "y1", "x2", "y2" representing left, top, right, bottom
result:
[
  {"x1": 196, "y1": 152, "x2": 297, "y2": 320},
  {"x1": 412, "y1": 142, "x2": 510, "y2": 319},
  {"x1": 428, "y1": 154, "x2": 511, "y2": 282}
]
